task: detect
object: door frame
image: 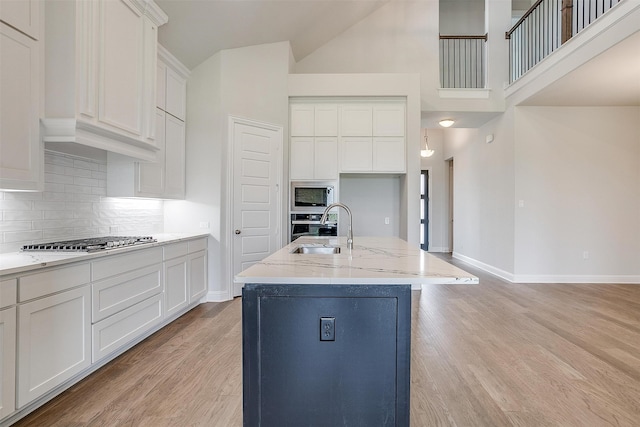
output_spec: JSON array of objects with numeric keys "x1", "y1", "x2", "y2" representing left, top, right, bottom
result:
[
  {"x1": 420, "y1": 168, "x2": 432, "y2": 251},
  {"x1": 225, "y1": 116, "x2": 284, "y2": 301}
]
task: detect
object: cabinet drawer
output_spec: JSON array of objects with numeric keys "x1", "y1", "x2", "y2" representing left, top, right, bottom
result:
[
  {"x1": 188, "y1": 238, "x2": 207, "y2": 253},
  {"x1": 0, "y1": 279, "x2": 17, "y2": 309},
  {"x1": 164, "y1": 241, "x2": 188, "y2": 260},
  {"x1": 92, "y1": 263, "x2": 162, "y2": 323},
  {"x1": 92, "y1": 246, "x2": 163, "y2": 281},
  {"x1": 92, "y1": 293, "x2": 163, "y2": 363},
  {"x1": 19, "y1": 263, "x2": 91, "y2": 302}
]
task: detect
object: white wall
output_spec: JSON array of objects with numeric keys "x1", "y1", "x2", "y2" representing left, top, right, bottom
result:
[
  {"x1": 440, "y1": 0, "x2": 485, "y2": 35},
  {"x1": 165, "y1": 41, "x2": 290, "y2": 301},
  {"x1": 444, "y1": 109, "x2": 516, "y2": 278},
  {"x1": 514, "y1": 106, "x2": 640, "y2": 282},
  {"x1": 294, "y1": 0, "x2": 510, "y2": 112}
]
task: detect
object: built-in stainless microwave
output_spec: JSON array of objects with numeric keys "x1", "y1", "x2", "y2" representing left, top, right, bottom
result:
[{"x1": 290, "y1": 181, "x2": 335, "y2": 213}]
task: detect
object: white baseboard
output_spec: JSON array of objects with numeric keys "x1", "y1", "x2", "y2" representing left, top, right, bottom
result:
[
  {"x1": 452, "y1": 252, "x2": 640, "y2": 284},
  {"x1": 207, "y1": 290, "x2": 231, "y2": 302},
  {"x1": 513, "y1": 274, "x2": 640, "y2": 284}
]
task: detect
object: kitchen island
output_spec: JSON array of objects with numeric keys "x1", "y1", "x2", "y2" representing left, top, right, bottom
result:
[{"x1": 236, "y1": 236, "x2": 477, "y2": 427}]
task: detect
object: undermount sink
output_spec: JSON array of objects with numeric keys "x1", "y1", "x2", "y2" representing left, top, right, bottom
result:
[{"x1": 291, "y1": 245, "x2": 341, "y2": 255}]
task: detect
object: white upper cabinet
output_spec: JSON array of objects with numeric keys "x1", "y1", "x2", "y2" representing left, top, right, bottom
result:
[
  {"x1": 0, "y1": 0, "x2": 40, "y2": 40},
  {"x1": 107, "y1": 48, "x2": 188, "y2": 199},
  {"x1": 339, "y1": 101, "x2": 406, "y2": 174},
  {"x1": 340, "y1": 105, "x2": 373, "y2": 136},
  {"x1": 373, "y1": 103, "x2": 405, "y2": 136},
  {"x1": 290, "y1": 103, "x2": 338, "y2": 180},
  {"x1": 42, "y1": 0, "x2": 168, "y2": 161},
  {"x1": 0, "y1": 22, "x2": 42, "y2": 191}
]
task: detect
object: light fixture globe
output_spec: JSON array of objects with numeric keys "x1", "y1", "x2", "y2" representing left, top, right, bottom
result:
[{"x1": 439, "y1": 119, "x2": 455, "y2": 128}]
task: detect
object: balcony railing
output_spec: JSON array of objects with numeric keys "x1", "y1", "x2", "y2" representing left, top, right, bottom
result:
[
  {"x1": 440, "y1": 34, "x2": 487, "y2": 89},
  {"x1": 506, "y1": 0, "x2": 622, "y2": 83}
]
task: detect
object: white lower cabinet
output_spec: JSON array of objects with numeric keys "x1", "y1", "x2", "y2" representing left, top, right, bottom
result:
[
  {"x1": 164, "y1": 255, "x2": 188, "y2": 318},
  {"x1": 0, "y1": 307, "x2": 16, "y2": 419},
  {"x1": 189, "y1": 250, "x2": 207, "y2": 303},
  {"x1": 92, "y1": 294, "x2": 163, "y2": 362},
  {"x1": 17, "y1": 286, "x2": 91, "y2": 408}
]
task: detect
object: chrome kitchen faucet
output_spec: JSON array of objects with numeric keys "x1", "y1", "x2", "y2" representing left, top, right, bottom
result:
[{"x1": 320, "y1": 203, "x2": 353, "y2": 250}]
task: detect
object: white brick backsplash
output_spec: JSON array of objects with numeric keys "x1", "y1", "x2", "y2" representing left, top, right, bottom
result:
[
  {"x1": 45, "y1": 173, "x2": 74, "y2": 185},
  {"x1": 0, "y1": 151, "x2": 164, "y2": 253}
]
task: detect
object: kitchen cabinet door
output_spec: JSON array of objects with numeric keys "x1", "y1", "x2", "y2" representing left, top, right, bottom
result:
[
  {"x1": 156, "y1": 60, "x2": 166, "y2": 110},
  {"x1": 340, "y1": 105, "x2": 373, "y2": 136},
  {"x1": 0, "y1": 307, "x2": 16, "y2": 419},
  {"x1": 137, "y1": 108, "x2": 166, "y2": 196},
  {"x1": 189, "y1": 250, "x2": 208, "y2": 303},
  {"x1": 165, "y1": 67, "x2": 186, "y2": 121},
  {"x1": 373, "y1": 137, "x2": 406, "y2": 172},
  {"x1": 0, "y1": 0, "x2": 39, "y2": 40},
  {"x1": 290, "y1": 104, "x2": 314, "y2": 136},
  {"x1": 373, "y1": 103, "x2": 405, "y2": 136},
  {"x1": 17, "y1": 286, "x2": 91, "y2": 408},
  {"x1": 340, "y1": 137, "x2": 373, "y2": 172},
  {"x1": 290, "y1": 137, "x2": 314, "y2": 180},
  {"x1": 164, "y1": 114, "x2": 186, "y2": 199},
  {"x1": 0, "y1": 22, "x2": 42, "y2": 191},
  {"x1": 314, "y1": 137, "x2": 338, "y2": 180},
  {"x1": 164, "y1": 256, "x2": 188, "y2": 318},
  {"x1": 98, "y1": 0, "x2": 147, "y2": 138},
  {"x1": 314, "y1": 104, "x2": 338, "y2": 136}
]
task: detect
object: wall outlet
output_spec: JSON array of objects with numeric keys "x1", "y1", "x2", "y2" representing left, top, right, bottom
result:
[
  {"x1": 320, "y1": 317, "x2": 335, "y2": 341},
  {"x1": 384, "y1": 217, "x2": 390, "y2": 225},
  {"x1": 583, "y1": 251, "x2": 589, "y2": 260},
  {"x1": 199, "y1": 221, "x2": 210, "y2": 229}
]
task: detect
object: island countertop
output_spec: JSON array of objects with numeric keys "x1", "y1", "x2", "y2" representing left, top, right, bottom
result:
[{"x1": 234, "y1": 236, "x2": 478, "y2": 285}]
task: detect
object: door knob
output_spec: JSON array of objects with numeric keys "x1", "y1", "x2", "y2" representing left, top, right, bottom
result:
[{"x1": 235, "y1": 229, "x2": 241, "y2": 235}]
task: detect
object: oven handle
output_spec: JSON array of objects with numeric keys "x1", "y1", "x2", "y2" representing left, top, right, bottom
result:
[{"x1": 291, "y1": 220, "x2": 337, "y2": 225}]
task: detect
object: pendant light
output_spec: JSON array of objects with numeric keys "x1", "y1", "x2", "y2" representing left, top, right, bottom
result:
[{"x1": 420, "y1": 130, "x2": 434, "y2": 158}]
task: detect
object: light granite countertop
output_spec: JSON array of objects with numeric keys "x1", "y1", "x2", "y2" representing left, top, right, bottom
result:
[
  {"x1": 0, "y1": 233, "x2": 209, "y2": 277},
  {"x1": 235, "y1": 236, "x2": 478, "y2": 286}
]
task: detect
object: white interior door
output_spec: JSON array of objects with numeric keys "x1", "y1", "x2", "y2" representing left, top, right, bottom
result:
[{"x1": 231, "y1": 118, "x2": 282, "y2": 297}]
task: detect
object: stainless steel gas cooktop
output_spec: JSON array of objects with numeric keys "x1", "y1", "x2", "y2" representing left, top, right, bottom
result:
[{"x1": 21, "y1": 236, "x2": 157, "y2": 252}]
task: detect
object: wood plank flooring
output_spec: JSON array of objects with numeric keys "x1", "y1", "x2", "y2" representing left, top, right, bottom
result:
[{"x1": 12, "y1": 256, "x2": 640, "y2": 426}]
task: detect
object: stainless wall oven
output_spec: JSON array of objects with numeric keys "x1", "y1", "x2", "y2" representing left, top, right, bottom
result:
[
  {"x1": 290, "y1": 213, "x2": 337, "y2": 242},
  {"x1": 290, "y1": 181, "x2": 335, "y2": 213}
]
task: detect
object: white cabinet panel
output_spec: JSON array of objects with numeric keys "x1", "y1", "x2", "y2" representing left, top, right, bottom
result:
[
  {"x1": 137, "y1": 108, "x2": 166, "y2": 195},
  {"x1": 373, "y1": 137, "x2": 406, "y2": 172},
  {"x1": 188, "y1": 238, "x2": 207, "y2": 253},
  {"x1": 92, "y1": 294, "x2": 163, "y2": 362},
  {"x1": 0, "y1": 0, "x2": 40, "y2": 40},
  {"x1": 0, "y1": 22, "x2": 41, "y2": 191},
  {"x1": 189, "y1": 250, "x2": 207, "y2": 303},
  {"x1": 98, "y1": 0, "x2": 145, "y2": 136},
  {"x1": 0, "y1": 307, "x2": 16, "y2": 419},
  {"x1": 373, "y1": 104, "x2": 405, "y2": 136},
  {"x1": 314, "y1": 104, "x2": 338, "y2": 136},
  {"x1": 314, "y1": 137, "x2": 338, "y2": 180},
  {"x1": 165, "y1": 66, "x2": 186, "y2": 121},
  {"x1": 92, "y1": 246, "x2": 163, "y2": 281},
  {"x1": 164, "y1": 256, "x2": 188, "y2": 318},
  {"x1": 290, "y1": 137, "x2": 314, "y2": 180},
  {"x1": 340, "y1": 105, "x2": 373, "y2": 136},
  {"x1": 164, "y1": 114, "x2": 185, "y2": 199},
  {"x1": 17, "y1": 286, "x2": 91, "y2": 408},
  {"x1": 290, "y1": 104, "x2": 314, "y2": 136},
  {"x1": 340, "y1": 137, "x2": 373, "y2": 172},
  {"x1": 164, "y1": 241, "x2": 189, "y2": 260}
]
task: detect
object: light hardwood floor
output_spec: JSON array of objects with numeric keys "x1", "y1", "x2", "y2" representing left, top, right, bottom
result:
[{"x1": 13, "y1": 256, "x2": 640, "y2": 426}]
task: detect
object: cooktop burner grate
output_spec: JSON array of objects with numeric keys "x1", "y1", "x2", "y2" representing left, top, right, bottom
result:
[{"x1": 21, "y1": 236, "x2": 156, "y2": 252}]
